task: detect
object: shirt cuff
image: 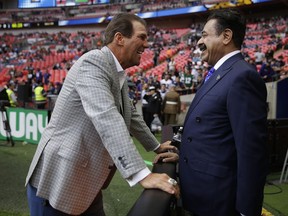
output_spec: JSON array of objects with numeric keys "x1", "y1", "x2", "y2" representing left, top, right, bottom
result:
[
  {"x1": 126, "y1": 167, "x2": 151, "y2": 187},
  {"x1": 153, "y1": 144, "x2": 160, "y2": 151}
]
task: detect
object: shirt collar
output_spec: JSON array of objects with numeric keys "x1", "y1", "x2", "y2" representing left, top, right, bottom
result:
[
  {"x1": 214, "y1": 50, "x2": 241, "y2": 70},
  {"x1": 108, "y1": 48, "x2": 124, "y2": 73}
]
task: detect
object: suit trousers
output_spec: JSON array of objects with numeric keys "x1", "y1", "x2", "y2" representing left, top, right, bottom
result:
[{"x1": 27, "y1": 183, "x2": 105, "y2": 216}]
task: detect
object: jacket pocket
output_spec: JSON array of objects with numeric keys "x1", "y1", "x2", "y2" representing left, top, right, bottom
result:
[
  {"x1": 57, "y1": 145, "x2": 89, "y2": 168},
  {"x1": 189, "y1": 159, "x2": 231, "y2": 178}
]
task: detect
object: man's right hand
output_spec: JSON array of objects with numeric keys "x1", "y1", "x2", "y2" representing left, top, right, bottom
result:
[{"x1": 139, "y1": 173, "x2": 180, "y2": 199}]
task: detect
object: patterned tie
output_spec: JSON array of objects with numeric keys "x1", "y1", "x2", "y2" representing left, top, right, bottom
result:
[{"x1": 204, "y1": 67, "x2": 215, "y2": 83}]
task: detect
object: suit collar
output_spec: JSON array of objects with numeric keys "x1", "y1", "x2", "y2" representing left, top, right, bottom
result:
[
  {"x1": 184, "y1": 53, "x2": 244, "y2": 124},
  {"x1": 100, "y1": 46, "x2": 124, "y2": 113},
  {"x1": 214, "y1": 50, "x2": 241, "y2": 70}
]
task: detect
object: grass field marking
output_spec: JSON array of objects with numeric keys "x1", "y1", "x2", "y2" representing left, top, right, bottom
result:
[{"x1": 144, "y1": 160, "x2": 153, "y2": 166}]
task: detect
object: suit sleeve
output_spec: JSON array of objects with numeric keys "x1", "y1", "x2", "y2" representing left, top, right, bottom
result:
[
  {"x1": 75, "y1": 51, "x2": 148, "y2": 179},
  {"x1": 129, "y1": 102, "x2": 160, "y2": 151},
  {"x1": 227, "y1": 69, "x2": 268, "y2": 216}
]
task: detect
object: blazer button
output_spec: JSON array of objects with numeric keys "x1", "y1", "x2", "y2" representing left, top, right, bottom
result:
[
  {"x1": 187, "y1": 137, "x2": 192, "y2": 142},
  {"x1": 195, "y1": 117, "x2": 201, "y2": 123}
]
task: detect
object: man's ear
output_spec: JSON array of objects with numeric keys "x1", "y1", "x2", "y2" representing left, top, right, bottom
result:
[
  {"x1": 222, "y1": 28, "x2": 232, "y2": 45},
  {"x1": 115, "y1": 32, "x2": 124, "y2": 46}
]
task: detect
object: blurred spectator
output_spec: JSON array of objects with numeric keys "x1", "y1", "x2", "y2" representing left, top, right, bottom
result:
[
  {"x1": 259, "y1": 59, "x2": 277, "y2": 82},
  {"x1": 160, "y1": 73, "x2": 172, "y2": 89},
  {"x1": 274, "y1": 55, "x2": 285, "y2": 72},
  {"x1": 141, "y1": 82, "x2": 149, "y2": 127},
  {"x1": 54, "y1": 82, "x2": 63, "y2": 95},
  {"x1": 159, "y1": 84, "x2": 167, "y2": 100},
  {"x1": 247, "y1": 58, "x2": 258, "y2": 71},
  {"x1": 6, "y1": 83, "x2": 18, "y2": 107},
  {"x1": 150, "y1": 75, "x2": 161, "y2": 90},
  {"x1": 47, "y1": 82, "x2": 56, "y2": 95},
  {"x1": 53, "y1": 63, "x2": 62, "y2": 70},
  {"x1": 181, "y1": 65, "x2": 194, "y2": 94},
  {"x1": 162, "y1": 84, "x2": 181, "y2": 126},
  {"x1": 127, "y1": 80, "x2": 138, "y2": 107},
  {"x1": 265, "y1": 47, "x2": 274, "y2": 61},
  {"x1": 174, "y1": 76, "x2": 186, "y2": 93},
  {"x1": 43, "y1": 69, "x2": 51, "y2": 85},
  {"x1": 143, "y1": 85, "x2": 162, "y2": 133},
  {"x1": 153, "y1": 45, "x2": 161, "y2": 66},
  {"x1": 35, "y1": 68, "x2": 43, "y2": 84},
  {"x1": 34, "y1": 82, "x2": 47, "y2": 109},
  {"x1": 25, "y1": 63, "x2": 34, "y2": 74},
  {"x1": 254, "y1": 46, "x2": 265, "y2": 65},
  {"x1": 168, "y1": 57, "x2": 176, "y2": 73}
]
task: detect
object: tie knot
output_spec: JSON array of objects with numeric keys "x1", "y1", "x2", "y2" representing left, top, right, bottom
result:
[{"x1": 204, "y1": 67, "x2": 215, "y2": 83}]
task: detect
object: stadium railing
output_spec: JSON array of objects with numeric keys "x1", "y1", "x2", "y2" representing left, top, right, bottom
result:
[{"x1": 127, "y1": 125, "x2": 182, "y2": 216}]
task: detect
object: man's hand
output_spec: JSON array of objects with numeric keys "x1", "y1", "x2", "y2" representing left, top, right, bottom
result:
[
  {"x1": 154, "y1": 141, "x2": 179, "y2": 163},
  {"x1": 139, "y1": 173, "x2": 180, "y2": 199},
  {"x1": 155, "y1": 141, "x2": 178, "y2": 154},
  {"x1": 154, "y1": 151, "x2": 179, "y2": 163}
]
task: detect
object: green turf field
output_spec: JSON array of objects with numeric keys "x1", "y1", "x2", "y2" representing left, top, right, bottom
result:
[{"x1": 0, "y1": 137, "x2": 287, "y2": 216}]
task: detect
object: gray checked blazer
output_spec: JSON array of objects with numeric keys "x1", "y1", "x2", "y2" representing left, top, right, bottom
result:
[{"x1": 25, "y1": 46, "x2": 160, "y2": 215}]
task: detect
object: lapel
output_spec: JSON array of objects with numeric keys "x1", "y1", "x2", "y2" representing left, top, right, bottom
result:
[
  {"x1": 100, "y1": 46, "x2": 131, "y2": 127},
  {"x1": 101, "y1": 46, "x2": 123, "y2": 115},
  {"x1": 185, "y1": 53, "x2": 244, "y2": 121},
  {"x1": 121, "y1": 80, "x2": 132, "y2": 128}
]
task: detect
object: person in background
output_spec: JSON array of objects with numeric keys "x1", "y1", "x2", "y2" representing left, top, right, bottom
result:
[
  {"x1": 160, "y1": 73, "x2": 173, "y2": 89},
  {"x1": 144, "y1": 85, "x2": 163, "y2": 133},
  {"x1": 259, "y1": 59, "x2": 276, "y2": 82},
  {"x1": 174, "y1": 76, "x2": 186, "y2": 94},
  {"x1": 254, "y1": 46, "x2": 265, "y2": 65},
  {"x1": 159, "y1": 83, "x2": 167, "y2": 100},
  {"x1": 141, "y1": 82, "x2": 149, "y2": 126},
  {"x1": 168, "y1": 57, "x2": 176, "y2": 73},
  {"x1": 162, "y1": 84, "x2": 181, "y2": 125},
  {"x1": 34, "y1": 82, "x2": 47, "y2": 109},
  {"x1": 6, "y1": 83, "x2": 17, "y2": 107},
  {"x1": 47, "y1": 81, "x2": 56, "y2": 95},
  {"x1": 43, "y1": 69, "x2": 51, "y2": 85},
  {"x1": 35, "y1": 68, "x2": 43, "y2": 84},
  {"x1": 182, "y1": 65, "x2": 194, "y2": 94},
  {"x1": 151, "y1": 75, "x2": 161, "y2": 90},
  {"x1": 26, "y1": 13, "x2": 179, "y2": 216},
  {"x1": 179, "y1": 9, "x2": 268, "y2": 216}
]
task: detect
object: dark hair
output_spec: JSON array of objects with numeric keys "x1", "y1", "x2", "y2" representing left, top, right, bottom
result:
[
  {"x1": 104, "y1": 13, "x2": 147, "y2": 45},
  {"x1": 207, "y1": 9, "x2": 246, "y2": 49}
]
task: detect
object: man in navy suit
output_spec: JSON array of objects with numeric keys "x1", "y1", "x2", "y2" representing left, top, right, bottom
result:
[{"x1": 179, "y1": 9, "x2": 268, "y2": 216}]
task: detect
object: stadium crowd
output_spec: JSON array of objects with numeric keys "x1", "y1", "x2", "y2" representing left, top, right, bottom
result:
[
  {"x1": 0, "y1": 0, "x2": 199, "y2": 24},
  {"x1": 0, "y1": 6, "x2": 287, "y2": 127}
]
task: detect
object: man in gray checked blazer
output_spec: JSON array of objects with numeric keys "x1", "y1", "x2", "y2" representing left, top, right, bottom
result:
[{"x1": 26, "y1": 13, "x2": 179, "y2": 216}]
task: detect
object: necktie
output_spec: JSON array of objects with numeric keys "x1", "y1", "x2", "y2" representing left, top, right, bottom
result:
[{"x1": 204, "y1": 67, "x2": 215, "y2": 83}]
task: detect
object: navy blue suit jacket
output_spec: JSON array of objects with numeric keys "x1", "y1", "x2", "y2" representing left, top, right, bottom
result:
[{"x1": 179, "y1": 53, "x2": 268, "y2": 216}]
